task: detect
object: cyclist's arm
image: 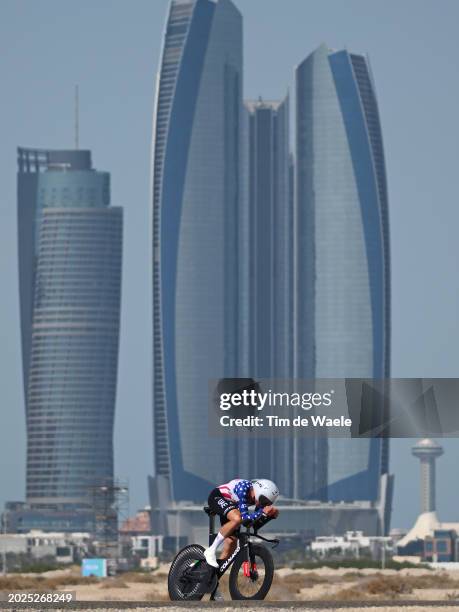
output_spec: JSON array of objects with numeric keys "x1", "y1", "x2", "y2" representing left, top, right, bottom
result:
[{"x1": 234, "y1": 480, "x2": 264, "y2": 522}]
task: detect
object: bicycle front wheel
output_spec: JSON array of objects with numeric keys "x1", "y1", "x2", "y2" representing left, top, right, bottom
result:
[{"x1": 228, "y1": 543, "x2": 274, "y2": 600}]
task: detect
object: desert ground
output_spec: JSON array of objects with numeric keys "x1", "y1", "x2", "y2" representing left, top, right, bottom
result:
[{"x1": 3, "y1": 564, "x2": 459, "y2": 611}]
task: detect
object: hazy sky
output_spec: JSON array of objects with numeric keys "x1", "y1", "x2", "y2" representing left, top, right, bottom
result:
[{"x1": 1, "y1": 0, "x2": 459, "y2": 529}]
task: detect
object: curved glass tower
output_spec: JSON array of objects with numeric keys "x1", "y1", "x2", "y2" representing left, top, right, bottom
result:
[
  {"x1": 17, "y1": 148, "x2": 122, "y2": 509},
  {"x1": 245, "y1": 97, "x2": 291, "y2": 382},
  {"x1": 244, "y1": 97, "x2": 304, "y2": 498},
  {"x1": 295, "y1": 45, "x2": 391, "y2": 504},
  {"x1": 151, "y1": 0, "x2": 242, "y2": 502}
]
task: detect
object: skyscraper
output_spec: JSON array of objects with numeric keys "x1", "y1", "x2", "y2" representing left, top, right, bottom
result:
[
  {"x1": 244, "y1": 97, "x2": 300, "y2": 496},
  {"x1": 295, "y1": 45, "x2": 391, "y2": 507},
  {"x1": 17, "y1": 148, "x2": 122, "y2": 512},
  {"x1": 245, "y1": 97, "x2": 291, "y2": 382},
  {"x1": 150, "y1": 0, "x2": 242, "y2": 505}
]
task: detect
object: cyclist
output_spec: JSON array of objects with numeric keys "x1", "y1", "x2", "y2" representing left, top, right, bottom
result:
[{"x1": 204, "y1": 478, "x2": 279, "y2": 568}]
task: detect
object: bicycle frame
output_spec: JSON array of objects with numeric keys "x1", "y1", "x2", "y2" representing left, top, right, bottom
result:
[{"x1": 206, "y1": 508, "x2": 279, "y2": 580}]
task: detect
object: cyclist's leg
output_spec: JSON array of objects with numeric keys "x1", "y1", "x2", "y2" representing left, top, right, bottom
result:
[
  {"x1": 204, "y1": 508, "x2": 242, "y2": 567},
  {"x1": 218, "y1": 508, "x2": 242, "y2": 539},
  {"x1": 220, "y1": 534, "x2": 237, "y2": 561}
]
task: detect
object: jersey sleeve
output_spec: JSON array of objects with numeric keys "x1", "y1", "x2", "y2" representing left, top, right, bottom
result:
[{"x1": 234, "y1": 480, "x2": 264, "y2": 522}]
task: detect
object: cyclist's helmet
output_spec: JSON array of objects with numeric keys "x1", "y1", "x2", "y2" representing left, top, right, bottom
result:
[{"x1": 251, "y1": 479, "x2": 279, "y2": 507}]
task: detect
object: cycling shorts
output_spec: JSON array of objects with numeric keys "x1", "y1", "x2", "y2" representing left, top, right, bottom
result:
[{"x1": 208, "y1": 488, "x2": 238, "y2": 525}]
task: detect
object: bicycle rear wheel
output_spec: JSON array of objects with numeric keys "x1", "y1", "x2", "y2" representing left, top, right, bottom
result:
[
  {"x1": 168, "y1": 544, "x2": 216, "y2": 600},
  {"x1": 228, "y1": 543, "x2": 274, "y2": 600}
]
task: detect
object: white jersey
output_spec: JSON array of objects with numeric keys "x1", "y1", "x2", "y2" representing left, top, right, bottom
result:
[{"x1": 217, "y1": 479, "x2": 247, "y2": 502}]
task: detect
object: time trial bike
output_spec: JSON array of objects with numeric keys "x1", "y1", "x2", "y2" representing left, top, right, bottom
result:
[{"x1": 168, "y1": 505, "x2": 279, "y2": 600}]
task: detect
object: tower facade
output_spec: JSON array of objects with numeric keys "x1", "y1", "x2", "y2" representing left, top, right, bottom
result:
[
  {"x1": 295, "y1": 45, "x2": 391, "y2": 504},
  {"x1": 245, "y1": 97, "x2": 291, "y2": 382},
  {"x1": 244, "y1": 97, "x2": 317, "y2": 499},
  {"x1": 17, "y1": 148, "x2": 122, "y2": 509},
  {"x1": 151, "y1": 0, "x2": 243, "y2": 503}
]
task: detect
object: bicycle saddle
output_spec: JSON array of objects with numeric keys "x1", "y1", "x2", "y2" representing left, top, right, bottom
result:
[{"x1": 203, "y1": 505, "x2": 215, "y2": 516}]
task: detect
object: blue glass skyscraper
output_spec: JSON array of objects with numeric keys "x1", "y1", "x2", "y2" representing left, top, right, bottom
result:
[
  {"x1": 295, "y1": 45, "x2": 391, "y2": 509},
  {"x1": 245, "y1": 97, "x2": 292, "y2": 382},
  {"x1": 17, "y1": 148, "x2": 122, "y2": 510},
  {"x1": 151, "y1": 0, "x2": 242, "y2": 504},
  {"x1": 244, "y1": 98, "x2": 309, "y2": 498}
]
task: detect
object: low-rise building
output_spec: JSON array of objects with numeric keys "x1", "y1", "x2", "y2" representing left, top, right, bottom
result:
[
  {"x1": 310, "y1": 531, "x2": 393, "y2": 560},
  {"x1": 3, "y1": 502, "x2": 94, "y2": 534},
  {"x1": 397, "y1": 511, "x2": 459, "y2": 559},
  {"x1": 424, "y1": 529, "x2": 459, "y2": 563},
  {"x1": 150, "y1": 497, "x2": 389, "y2": 552},
  {"x1": 0, "y1": 531, "x2": 90, "y2": 563}
]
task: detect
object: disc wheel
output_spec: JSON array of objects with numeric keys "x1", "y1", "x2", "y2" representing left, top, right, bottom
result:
[
  {"x1": 168, "y1": 544, "x2": 214, "y2": 600},
  {"x1": 228, "y1": 543, "x2": 274, "y2": 600}
]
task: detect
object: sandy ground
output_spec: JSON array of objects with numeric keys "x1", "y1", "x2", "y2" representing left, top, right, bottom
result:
[
  {"x1": 4, "y1": 565, "x2": 459, "y2": 610},
  {"x1": 58, "y1": 565, "x2": 459, "y2": 602},
  {"x1": 2, "y1": 607, "x2": 459, "y2": 612}
]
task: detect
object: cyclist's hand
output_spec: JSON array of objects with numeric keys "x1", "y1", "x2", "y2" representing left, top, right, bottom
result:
[{"x1": 262, "y1": 505, "x2": 278, "y2": 518}]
